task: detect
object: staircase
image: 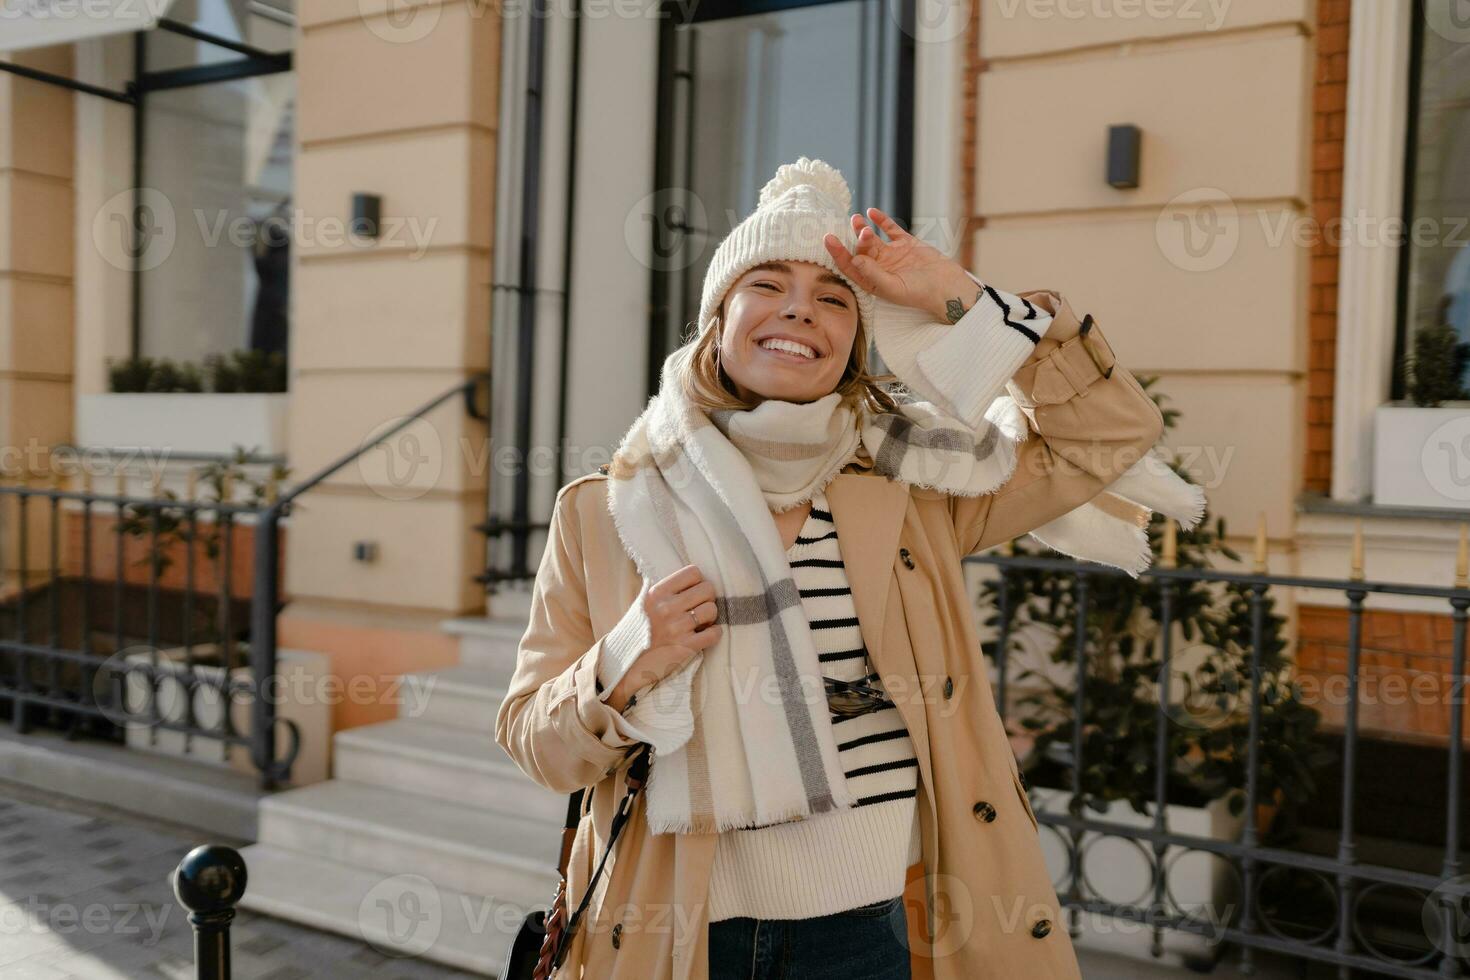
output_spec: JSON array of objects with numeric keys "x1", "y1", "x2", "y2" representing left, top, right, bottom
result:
[{"x1": 237, "y1": 616, "x2": 565, "y2": 975}]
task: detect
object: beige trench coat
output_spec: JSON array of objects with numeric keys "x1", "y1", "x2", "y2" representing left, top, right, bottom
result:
[{"x1": 495, "y1": 289, "x2": 1166, "y2": 980}]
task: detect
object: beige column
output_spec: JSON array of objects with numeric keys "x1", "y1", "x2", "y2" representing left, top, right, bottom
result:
[
  {"x1": 0, "y1": 45, "x2": 76, "y2": 580},
  {"x1": 282, "y1": 2, "x2": 498, "y2": 731}
]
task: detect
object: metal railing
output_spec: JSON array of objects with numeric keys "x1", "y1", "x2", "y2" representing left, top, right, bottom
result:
[
  {"x1": 972, "y1": 529, "x2": 1470, "y2": 978},
  {"x1": 0, "y1": 474, "x2": 284, "y2": 778},
  {"x1": 0, "y1": 375, "x2": 487, "y2": 790}
]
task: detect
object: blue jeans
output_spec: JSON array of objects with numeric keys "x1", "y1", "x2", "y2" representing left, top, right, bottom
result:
[{"x1": 706, "y1": 895, "x2": 912, "y2": 980}]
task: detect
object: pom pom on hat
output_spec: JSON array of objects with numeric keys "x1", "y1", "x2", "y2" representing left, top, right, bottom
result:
[{"x1": 758, "y1": 158, "x2": 853, "y2": 213}]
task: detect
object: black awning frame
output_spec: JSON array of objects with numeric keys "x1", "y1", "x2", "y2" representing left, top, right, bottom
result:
[{"x1": 0, "y1": 17, "x2": 291, "y2": 103}]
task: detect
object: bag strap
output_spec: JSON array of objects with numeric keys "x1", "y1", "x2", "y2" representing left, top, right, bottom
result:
[{"x1": 550, "y1": 743, "x2": 651, "y2": 972}]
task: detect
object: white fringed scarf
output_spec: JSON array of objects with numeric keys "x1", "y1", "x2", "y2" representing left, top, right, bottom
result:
[{"x1": 604, "y1": 341, "x2": 1205, "y2": 836}]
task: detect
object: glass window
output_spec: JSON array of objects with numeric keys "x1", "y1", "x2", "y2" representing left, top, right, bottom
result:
[
  {"x1": 647, "y1": 0, "x2": 913, "y2": 386},
  {"x1": 1397, "y1": 0, "x2": 1470, "y2": 400},
  {"x1": 137, "y1": 1, "x2": 295, "y2": 370}
]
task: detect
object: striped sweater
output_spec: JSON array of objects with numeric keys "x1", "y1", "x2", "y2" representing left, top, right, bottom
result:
[{"x1": 705, "y1": 488, "x2": 921, "y2": 922}]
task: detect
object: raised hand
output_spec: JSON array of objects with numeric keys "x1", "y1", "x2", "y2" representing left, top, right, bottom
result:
[{"x1": 822, "y1": 207, "x2": 984, "y2": 323}]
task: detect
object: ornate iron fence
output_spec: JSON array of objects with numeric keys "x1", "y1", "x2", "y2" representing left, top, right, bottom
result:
[
  {"x1": 0, "y1": 471, "x2": 292, "y2": 783},
  {"x1": 972, "y1": 523, "x2": 1470, "y2": 978},
  {"x1": 0, "y1": 375, "x2": 486, "y2": 790}
]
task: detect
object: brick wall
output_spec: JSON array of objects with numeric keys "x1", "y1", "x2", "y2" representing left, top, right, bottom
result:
[
  {"x1": 1306, "y1": 0, "x2": 1351, "y2": 494},
  {"x1": 61, "y1": 511, "x2": 284, "y2": 598},
  {"x1": 1297, "y1": 604, "x2": 1468, "y2": 745},
  {"x1": 959, "y1": 0, "x2": 983, "y2": 273}
]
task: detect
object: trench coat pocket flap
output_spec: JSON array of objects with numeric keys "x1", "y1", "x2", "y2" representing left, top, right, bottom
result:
[{"x1": 1012, "y1": 314, "x2": 1119, "y2": 408}]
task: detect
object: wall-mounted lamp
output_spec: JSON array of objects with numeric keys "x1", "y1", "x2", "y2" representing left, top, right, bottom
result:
[
  {"x1": 1107, "y1": 125, "x2": 1141, "y2": 189},
  {"x1": 350, "y1": 193, "x2": 381, "y2": 238}
]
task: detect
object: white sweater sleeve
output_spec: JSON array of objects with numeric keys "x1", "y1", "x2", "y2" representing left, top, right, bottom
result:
[
  {"x1": 912, "y1": 270, "x2": 1055, "y2": 429},
  {"x1": 873, "y1": 269, "x2": 1056, "y2": 431},
  {"x1": 594, "y1": 591, "x2": 697, "y2": 756}
]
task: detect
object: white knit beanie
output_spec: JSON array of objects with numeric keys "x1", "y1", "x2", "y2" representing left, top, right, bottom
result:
[{"x1": 697, "y1": 157, "x2": 878, "y2": 340}]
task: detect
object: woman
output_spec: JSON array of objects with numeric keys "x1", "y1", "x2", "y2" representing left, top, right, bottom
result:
[{"x1": 495, "y1": 158, "x2": 1204, "y2": 980}]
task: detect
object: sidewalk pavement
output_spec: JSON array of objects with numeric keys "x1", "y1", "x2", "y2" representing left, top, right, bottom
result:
[
  {"x1": 0, "y1": 779, "x2": 477, "y2": 979},
  {"x1": 1, "y1": 776, "x2": 1312, "y2": 979}
]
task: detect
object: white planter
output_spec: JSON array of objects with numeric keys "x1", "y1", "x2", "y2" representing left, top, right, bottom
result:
[
  {"x1": 1373, "y1": 404, "x2": 1470, "y2": 509},
  {"x1": 77, "y1": 393, "x2": 289, "y2": 457},
  {"x1": 122, "y1": 644, "x2": 329, "y2": 786},
  {"x1": 1029, "y1": 786, "x2": 1245, "y2": 963}
]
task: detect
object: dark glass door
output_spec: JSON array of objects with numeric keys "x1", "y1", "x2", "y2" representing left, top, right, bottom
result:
[{"x1": 646, "y1": 0, "x2": 915, "y2": 396}]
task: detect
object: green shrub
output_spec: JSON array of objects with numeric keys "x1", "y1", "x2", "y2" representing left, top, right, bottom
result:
[
  {"x1": 204, "y1": 352, "x2": 242, "y2": 393},
  {"x1": 983, "y1": 374, "x2": 1333, "y2": 824},
  {"x1": 230, "y1": 349, "x2": 287, "y2": 394},
  {"x1": 107, "y1": 356, "x2": 155, "y2": 393},
  {"x1": 1408, "y1": 306, "x2": 1470, "y2": 407},
  {"x1": 143, "y1": 358, "x2": 204, "y2": 393},
  {"x1": 107, "y1": 350, "x2": 287, "y2": 394}
]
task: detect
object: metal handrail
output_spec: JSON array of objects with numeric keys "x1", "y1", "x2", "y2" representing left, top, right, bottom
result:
[
  {"x1": 248, "y1": 373, "x2": 488, "y2": 784},
  {"x1": 0, "y1": 373, "x2": 489, "y2": 791}
]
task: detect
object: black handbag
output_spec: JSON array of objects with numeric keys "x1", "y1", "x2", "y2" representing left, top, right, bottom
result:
[{"x1": 501, "y1": 742, "x2": 652, "y2": 980}]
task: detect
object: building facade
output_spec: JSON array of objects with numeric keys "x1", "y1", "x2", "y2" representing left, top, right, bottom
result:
[{"x1": 1, "y1": 0, "x2": 1468, "y2": 973}]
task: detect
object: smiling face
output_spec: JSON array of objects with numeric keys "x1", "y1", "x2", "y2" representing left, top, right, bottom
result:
[{"x1": 716, "y1": 260, "x2": 861, "y2": 405}]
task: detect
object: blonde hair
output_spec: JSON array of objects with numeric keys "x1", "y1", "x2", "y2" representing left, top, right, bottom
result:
[{"x1": 678, "y1": 305, "x2": 901, "y2": 417}]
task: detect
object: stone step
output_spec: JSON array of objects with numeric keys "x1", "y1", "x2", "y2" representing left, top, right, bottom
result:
[
  {"x1": 400, "y1": 664, "x2": 507, "y2": 731},
  {"x1": 237, "y1": 842, "x2": 534, "y2": 975},
  {"x1": 255, "y1": 778, "x2": 561, "y2": 908},
  {"x1": 333, "y1": 717, "x2": 565, "y2": 823},
  {"x1": 0, "y1": 725, "x2": 262, "y2": 840},
  {"x1": 441, "y1": 616, "x2": 526, "y2": 676}
]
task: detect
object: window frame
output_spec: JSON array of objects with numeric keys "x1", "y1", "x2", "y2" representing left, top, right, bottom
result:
[
  {"x1": 129, "y1": 21, "x2": 293, "y2": 362},
  {"x1": 644, "y1": 0, "x2": 953, "y2": 399},
  {"x1": 1330, "y1": 0, "x2": 1420, "y2": 503}
]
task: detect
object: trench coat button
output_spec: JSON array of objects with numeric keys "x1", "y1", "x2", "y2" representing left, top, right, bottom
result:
[
  {"x1": 611, "y1": 922, "x2": 622, "y2": 948},
  {"x1": 943, "y1": 676, "x2": 954, "y2": 699},
  {"x1": 972, "y1": 801, "x2": 996, "y2": 822},
  {"x1": 899, "y1": 547, "x2": 915, "y2": 569},
  {"x1": 1031, "y1": 918, "x2": 1052, "y2": 939}
]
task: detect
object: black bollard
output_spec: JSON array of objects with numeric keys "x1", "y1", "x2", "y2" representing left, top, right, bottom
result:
[{"x1": 172, "y1": 844, "x2": 248, "y2": 980}]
